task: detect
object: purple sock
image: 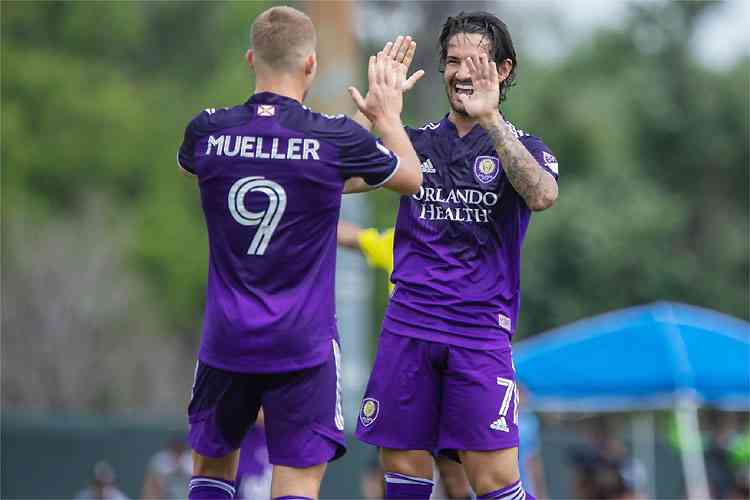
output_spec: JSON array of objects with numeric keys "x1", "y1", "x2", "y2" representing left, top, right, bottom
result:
[
  {"x1": 189, "y1": 476, "x2": 235, "y2": 499},
  {"x1": 384, "y1": 472, "x2": 434, "y2": 499},
  {"x1": 477, "y1": 479, "x2": 535, "y2": 500}
]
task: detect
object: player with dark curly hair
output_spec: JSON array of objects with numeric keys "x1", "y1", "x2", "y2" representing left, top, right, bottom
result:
[{"x1": 351, "y1": 11, "x2": 559, "y2": 500}]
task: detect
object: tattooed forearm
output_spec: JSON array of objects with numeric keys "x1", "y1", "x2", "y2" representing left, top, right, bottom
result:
[{"x1": 484, "y1": 117, "x2": 558, "y2": 211}]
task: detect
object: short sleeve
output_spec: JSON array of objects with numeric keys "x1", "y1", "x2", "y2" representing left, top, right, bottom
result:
[
  {"x1": 178, "y1": 110, "x2": 216, "y2": 174},
  {"x1": 521, "y1": 136, "x2": 559, "y2": 181},
  {"x1": 177, "y1": 113, "x2": 202, "y2": 174},
  {"x1": 332, "y1": 119, "x2": 400, "y2": 187}
]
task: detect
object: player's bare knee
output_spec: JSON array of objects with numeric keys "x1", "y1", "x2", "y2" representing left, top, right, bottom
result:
[
  {"x1": 380, "y1": 448, "x2": 434, "y2": 480},
  {"x1": 271, "y1": 463, "x2": 327, "y2": 498},
  {"x1": 192, "y1": 450, "x2": 239, "y2": 480},
  {"x1": 459, "y1": 448, "x2": 520, "y2": 495}
]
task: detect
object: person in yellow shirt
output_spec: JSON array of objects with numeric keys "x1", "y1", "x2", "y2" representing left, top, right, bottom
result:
[{"x1": 338, "y1": 220, "x2": 472, "y2": 499}]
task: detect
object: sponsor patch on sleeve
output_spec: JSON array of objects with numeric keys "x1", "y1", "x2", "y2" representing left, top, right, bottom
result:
[{"x1": 542, "y1": 151, "x2": 559, "y2": 175}]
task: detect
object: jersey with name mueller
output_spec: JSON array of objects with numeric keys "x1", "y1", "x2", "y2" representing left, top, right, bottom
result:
[
  {"x1": 178, "y1": 92, "x2": 399, "y2": 373},
  {"x1": 382, "y1": 115, "x2": 558, "y2": 351}
]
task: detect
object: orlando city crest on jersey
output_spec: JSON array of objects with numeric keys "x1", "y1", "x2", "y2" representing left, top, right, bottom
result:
[{"x1": 473, "y1": 156, "x2": 500, "y2": 184}]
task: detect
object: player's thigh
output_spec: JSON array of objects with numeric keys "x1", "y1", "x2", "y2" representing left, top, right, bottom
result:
[
  {"x1": 262, "y1": 338, "x2": 346, "y2": 469},
  {"x1": 355, "y1": 330, "x2": 442, "y2": 451},
  {"x1": 439, "y1": 346, "x2": 521, "y2": 488},
  {"x1": 187, "y1": 361, "x2": 261, "y2": 468},
  {"x1": 270, "y1": 463, "x2": 327, "y2": 499}
]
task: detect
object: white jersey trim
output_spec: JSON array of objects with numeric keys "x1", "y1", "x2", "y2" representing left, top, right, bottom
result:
[{"x1": 368, "y1": 153, "x2": 401, "y2": 188}]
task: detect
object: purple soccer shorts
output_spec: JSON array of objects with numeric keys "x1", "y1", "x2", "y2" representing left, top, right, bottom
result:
[
  {"x1": 356, "y1": 330, "x2": 519, "y2": 455},
  {"x1": 188, "y1": 339, "x2": 346, "y2": 467}
]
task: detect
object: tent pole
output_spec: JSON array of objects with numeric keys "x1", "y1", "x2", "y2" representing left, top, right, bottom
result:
[
  {"x1": 632, "y1": 411, "x2": 657, "y2": 498},
  {"x1": 676, "y1": 399, "x2": 710, "y2": 499}
]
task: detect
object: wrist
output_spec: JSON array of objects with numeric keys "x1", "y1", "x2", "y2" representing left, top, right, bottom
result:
[
  {"x1": 372, "y1": 113, "x2": 403, "y2": 134},
  {"x1": 478, "y1": 110, "x2": 503, "y2": 130}
]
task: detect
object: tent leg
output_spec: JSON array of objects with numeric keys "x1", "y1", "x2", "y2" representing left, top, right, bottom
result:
[
  {"x1": 676, "y1": 400, "x2": 710, "y2": 499},
  {"x1": 632, "y1": 412, "x2": 656, "y2": 498}
]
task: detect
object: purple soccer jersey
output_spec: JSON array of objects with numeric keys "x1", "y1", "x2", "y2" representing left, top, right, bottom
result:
[
  {"x1": 178, "y1": 92, "x2": 399, "y2": 373},
  {"x1": 383, "y1": 116, "x2": 559, "y2": 350}
]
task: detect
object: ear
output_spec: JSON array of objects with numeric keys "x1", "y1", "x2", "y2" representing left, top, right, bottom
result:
[
  {"x1": 497, "y1": 58, "x2": 512, "y2": 83},
  {"x1": 304, "y1": 52, "x2": 317, "y2": 77},
  {"x1": 246, "y1": 49, "x2": 255, "y2": 69}
]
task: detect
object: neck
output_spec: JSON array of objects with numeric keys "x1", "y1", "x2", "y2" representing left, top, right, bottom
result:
[
  {"x1": 254, "y1": 74, "x2": 306, "y2": 103},
  {"x1": 448, "y1": 111, "x2": 478, "y2": 138}
]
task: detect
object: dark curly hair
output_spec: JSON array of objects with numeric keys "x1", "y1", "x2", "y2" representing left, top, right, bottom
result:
[{"x1": 438, "y1": 11, "x2": 518, "y2": 103}]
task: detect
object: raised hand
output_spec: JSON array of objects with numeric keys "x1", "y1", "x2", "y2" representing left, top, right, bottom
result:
[
  {"x1": 348, "y1": 52, "x2": 405, "y2": 130},
  {"x1": 456, "y1": 53, "x2": 501, "y2": 124},
  {"x1": 381, "y1": 35, "x2": 424, "y2": 92}
]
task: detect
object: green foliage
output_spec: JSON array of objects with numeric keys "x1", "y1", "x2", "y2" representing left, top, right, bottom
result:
[
  {"x1": 2, "y1": 1, "x2": 268, "y2": 332},
  {"x1": 2, "y1": 1, "x2": 747, "y2": 343},
  {"x1": 506, "y1": 2, "x2": 749, "y2": 336}
]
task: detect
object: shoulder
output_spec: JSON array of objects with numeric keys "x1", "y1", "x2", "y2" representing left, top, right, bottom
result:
[
  {"x1": 506, "y1": 121, "x2": 559, "y2": 176},
  {"x1": 183, "y1": 104, "x2": 253, "y2": 137},
  {"x1": 295, "y1": 107, "x2": 376, "y2": 146},
  {"x1": 406, "y1": 119, "x2": 441, "y2": 138}
]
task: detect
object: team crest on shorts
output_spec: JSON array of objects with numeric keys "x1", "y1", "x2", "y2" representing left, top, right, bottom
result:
[
  {"x1": 359, "y1": 397, "x2": 380, "y2": 427},
  {"x1": 473, "y1": 156, "x2": 500, "y2": 184}
]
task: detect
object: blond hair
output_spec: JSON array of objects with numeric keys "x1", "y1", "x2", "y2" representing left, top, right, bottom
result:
[{"x1": 250, "y1": 6, "x2": 317, "y2": 71}]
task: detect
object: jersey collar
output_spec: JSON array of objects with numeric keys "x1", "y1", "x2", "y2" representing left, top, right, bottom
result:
[
  {"x1": 246, "y1": 92, "x2": 302, "y2": 107},
  {"x1": 441, "y1": 114, "x2": 485, "y2": 141}
]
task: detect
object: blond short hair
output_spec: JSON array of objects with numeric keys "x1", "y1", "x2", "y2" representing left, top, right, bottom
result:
[{"x1": 250, "y1": 6, "x2": 317, "y2": 71}]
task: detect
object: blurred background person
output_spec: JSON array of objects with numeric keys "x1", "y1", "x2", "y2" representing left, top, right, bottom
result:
[
  {"x1": 140, "y1": 436, "x2": 192, "y2": 499},
  {"x1": 568, "y1": 419, "x2": 645, "y2": 500},
  {"x1": 75, "y1": 461, "x2": 129, "y2": 500}
]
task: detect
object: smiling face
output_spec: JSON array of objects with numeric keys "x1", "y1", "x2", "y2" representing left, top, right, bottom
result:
[{"x1": 443, "y1": 33, "x2": 494, "y2": 116}]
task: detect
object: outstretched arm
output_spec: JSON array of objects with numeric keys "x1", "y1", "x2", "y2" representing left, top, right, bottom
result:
[{"x1": 457, "y1": 54, "x2": 557, "y2": 211}]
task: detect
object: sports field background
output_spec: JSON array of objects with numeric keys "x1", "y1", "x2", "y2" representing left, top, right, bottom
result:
[{"x1": 2, "y1": 1, "x2": 748, "y2": 498}]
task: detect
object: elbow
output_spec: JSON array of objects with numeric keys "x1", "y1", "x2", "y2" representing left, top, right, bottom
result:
[
  {"x1": 528, "y1": 188, "x2": 558, "y2": 212},
  {"x1": 405, "y1": 170, "x2": 423, "y2": 195}
]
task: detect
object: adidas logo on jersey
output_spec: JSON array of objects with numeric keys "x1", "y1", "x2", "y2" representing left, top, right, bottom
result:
[{"x1": 421, "y1": 159, "x2": 436, "y2": 174}]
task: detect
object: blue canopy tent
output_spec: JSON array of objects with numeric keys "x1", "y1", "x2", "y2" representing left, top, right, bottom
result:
[{"x1": 513, "y1": 302, "x2": 750, "y2": 498}]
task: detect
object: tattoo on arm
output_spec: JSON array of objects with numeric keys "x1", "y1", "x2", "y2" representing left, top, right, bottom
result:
[{"x1": 485, "y1": 120, "x2": 557, "y2": 210}]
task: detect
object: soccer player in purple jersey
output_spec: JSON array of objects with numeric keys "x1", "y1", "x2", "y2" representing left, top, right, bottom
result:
[
  {"x1": 177, "y1": 6, "x2": 423, "y2": 500},
  {"x1": 352, "y1": 12, "x2": 559, "y2": 500}
]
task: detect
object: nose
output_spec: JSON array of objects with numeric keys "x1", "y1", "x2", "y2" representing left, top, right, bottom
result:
[{"x1": 455, "y1": 59, "x2": 471, "y2": 80}]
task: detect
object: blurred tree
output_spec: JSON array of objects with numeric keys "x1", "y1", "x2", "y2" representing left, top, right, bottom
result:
[{"x1": 1, "y1": 1, "x2": 747, "y2": 411}]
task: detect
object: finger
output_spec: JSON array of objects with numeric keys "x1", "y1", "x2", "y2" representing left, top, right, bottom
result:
[
  {"x1": 488, "y1": 61, "x2": 499, "y2": 85},
  {"x1": 480, "y1": 53, "x2": 491, "y2": 80},
  {"x1": 375, "y1": 52, "x2": 386, "y2": 86},
  {"x1": 403, "y1": 40, "x2": 416, "y2": 68},
  {"x1": 384, "y1": 58, "x2": 396, "y2": 88},
  {"x1": 465, "y1": 56, "x2": 478, "y2": 77},
  {"x1": 368, "y1": 55, "x2": 376, "y2": 87},
  {"x1": 388, "y1": 35, "x2": 403, "y2": 59},
  {"x1": 404, "y1": 69, "x2": 425, "y2": 91},
  {"x1": 348, "y1": 86, "x2": 366, "y2": 112},
  {"x1": 396, "y1": 35, "x2": 411, "y2": 63},
  {"x1": 383, "y1": 41, "x2": 394, "y2": 59}
]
